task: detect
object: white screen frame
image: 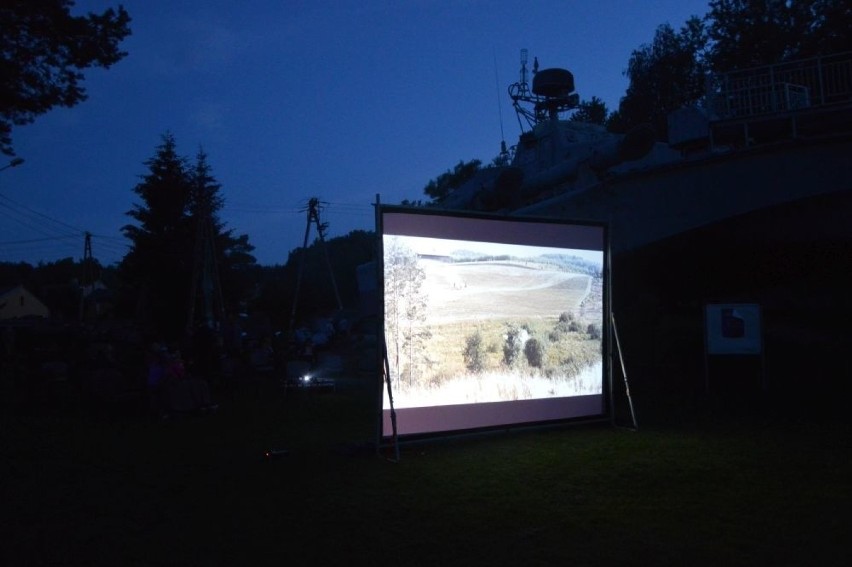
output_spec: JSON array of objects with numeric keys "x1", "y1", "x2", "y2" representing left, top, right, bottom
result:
[{"x1": 377, "y1": 206, "x2": 610, "y2": 442}]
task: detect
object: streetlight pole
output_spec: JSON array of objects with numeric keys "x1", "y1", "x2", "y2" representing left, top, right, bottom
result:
[{"x1": 0, "y1": 157, "x2": 24, "y2": 172}]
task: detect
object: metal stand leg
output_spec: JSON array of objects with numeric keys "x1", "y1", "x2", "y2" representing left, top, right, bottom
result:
[
  {"x1": 612, "y1": 312, "x2": 639, "y2": 431},
  {"x1": 382, "y1": 341, "x2": 400, "y2": 462}
]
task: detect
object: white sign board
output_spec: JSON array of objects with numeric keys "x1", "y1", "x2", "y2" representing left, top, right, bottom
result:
[{"x1": 705, "y1": 303, "x2": 762, "y2": 355}]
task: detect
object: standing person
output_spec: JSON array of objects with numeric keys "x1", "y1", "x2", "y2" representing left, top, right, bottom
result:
[
  {"x1": 191, "y1": 324, "x2": 221, "y2": 385},
  {"x1": 302, "y1": 339, "x2": 315, "y2": 366},
  {"x1": 146, "y1": 343, "x2": 169, "y2": 418},
  {"x1": 165, "y1": 346, "x2": 186, "y2": 381}
]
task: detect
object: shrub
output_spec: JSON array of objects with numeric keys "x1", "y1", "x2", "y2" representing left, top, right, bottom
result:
[
  {"x1": 555, "y1": 312, "x2": 581, "y2": 335},
  {"x1": 524, "y1": 337, "x2": 545, "y2": 368},
  {"x1": 463, "y1": 330, "x2": 486, "y2": 373},
  {"x1": 503, "y1": 324, "x2": 523, "y2": 367},
  {"x1": 587, "y1": 323, "x2": 602, "y2": 340}
]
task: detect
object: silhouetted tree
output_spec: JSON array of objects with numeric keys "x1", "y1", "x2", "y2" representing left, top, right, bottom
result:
[
  {"x1": 706, "y1": 0, "x2": 852, "y2": 72},
  {"x1": 615, "y1": 17, "x2": 709, "y2": 139},
  {"x1": 121, "y1": 134, "x2": 193, "y2": 340},
  {"x1": 423, "y1": 159, "x2": 482, "y2": 202},
  {"x1": 569, "y1": 97, "x2": 609, "y2": 125},
  {"x1": 616, "y1": 2, "x2": 852, "y2": 139},
  {"x1": 0, "y1": 1, "x2": 131, "y2": 155},
  {"x1": 120, "y1": 134, "x2": 255, "y2": 340},
  {"x1": 189, "y1": 149, "x2": 256, "y2": 318}
]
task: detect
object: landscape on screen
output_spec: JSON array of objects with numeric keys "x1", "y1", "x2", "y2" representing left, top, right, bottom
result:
[{"x1": 383, "y1": 235, "x2": 604, "y2": 410}]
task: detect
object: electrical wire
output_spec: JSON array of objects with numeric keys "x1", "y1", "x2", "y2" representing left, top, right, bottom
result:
[
  {"x1": 0, "y1": 192, "x2": 88, "y2": 235},
  {"x1": 0, "y1": 191, "x2": 372, "y2": 265},
  {"x1": 0, "y1": 193, "x2": 128, "y2": 265},
  {"x1": 0, "y1": 203, "x2": 80, "y2": 240}
]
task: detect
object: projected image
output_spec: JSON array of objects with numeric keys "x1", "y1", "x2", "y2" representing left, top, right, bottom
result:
[
  {"x1": 384, "y1": 235, "x2": 603, "y2": 411},
  {"x1": 380, "y1": 210, "x2": 607, "y2": 437}
]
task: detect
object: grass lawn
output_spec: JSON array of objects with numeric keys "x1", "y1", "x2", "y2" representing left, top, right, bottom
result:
[{"x1": 2, "y1": 373, "x2": 850, "y2": 566}]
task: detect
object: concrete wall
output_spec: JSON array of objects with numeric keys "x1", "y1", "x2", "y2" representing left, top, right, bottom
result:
[
  {"x1": 515, "y1": 136, "x2": 852, "y2": 254},
  {"x1": 513, "y1": 137, "x2": 852, "y2": 421}
]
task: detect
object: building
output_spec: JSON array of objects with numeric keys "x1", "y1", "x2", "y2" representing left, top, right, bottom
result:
[{"x1": 0, "y1": 285, "x2": 50, "y2": 320}]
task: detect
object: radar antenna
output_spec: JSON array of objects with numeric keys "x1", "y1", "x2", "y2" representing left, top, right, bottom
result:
[{"x1": 508, "y1": 49, "x2": 580, "y2": 131}]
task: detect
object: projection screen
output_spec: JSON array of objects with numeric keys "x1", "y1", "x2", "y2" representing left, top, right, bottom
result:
[{"x1": 379, "y1": 206, "x2": 609, "y2": 440}]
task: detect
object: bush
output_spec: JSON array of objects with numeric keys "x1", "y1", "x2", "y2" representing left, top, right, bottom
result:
[
  {"x1": 587, "y1": 323, "x2": 602, "y2": 340},
  {"x1": 503, "y1": 324, "x2": 523, "y2": 367},
  {"x1": 524, "y1": 338, "x2": 545, "y2": 368},
  {"x1": 463, "y1": 330, "x2": 486, "y2": 373}
]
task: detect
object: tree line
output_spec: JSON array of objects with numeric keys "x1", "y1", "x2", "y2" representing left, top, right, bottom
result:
[
  {"x1": 3, "y1": 2, "x2": 849, "y2": 341},
  {"x1": 1, "y1": 3, "x2": 376, "y2": 342},
  {"x1": 610, "y1": 0, "x2": 851, "y2": 140},
  {"x1": 419, "y1": 1, "x2": 851, "y2": 201}
]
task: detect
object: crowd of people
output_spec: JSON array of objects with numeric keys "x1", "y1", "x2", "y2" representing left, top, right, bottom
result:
[
  {"x1": 2, "y1": 315, "x2": 356, "y2": 418},
  {"x1": 145, "y1": 343, "x2": 217, "y2": 419}
]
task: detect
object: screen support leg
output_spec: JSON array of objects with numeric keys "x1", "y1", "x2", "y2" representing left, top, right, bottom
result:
[
  {"x1": 382, "y1": 340, "x2": 400, "y2": 462},
  {"x1": 612, "y1": 312, "x2": 639, "y2": 431}
]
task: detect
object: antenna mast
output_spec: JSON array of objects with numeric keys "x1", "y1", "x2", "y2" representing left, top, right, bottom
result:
[
  {"x1": 508, "y1": 49, "x2": 580, "y2": 131},
  {"x1": 287, "y1": 198, "x2": 343, "y2": 338},
  {"x1": 494, "y1": 50, "x2": 510, "y2": 166}
]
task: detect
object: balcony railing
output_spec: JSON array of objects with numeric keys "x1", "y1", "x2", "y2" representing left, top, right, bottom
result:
[{"x1": 709, "y1": 51, "x2": 852, "y2": 120}]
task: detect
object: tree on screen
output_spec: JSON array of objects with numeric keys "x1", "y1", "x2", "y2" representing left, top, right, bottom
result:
[
  {"x1": 463, "y1": 330, "x2": 486, "y2": 374},
  {"x1": 384, "y1": 238, "x2": 430, "y2": 387},
  {"x1": 0, "y1": 1, "x2": 132, "y2": 155}
]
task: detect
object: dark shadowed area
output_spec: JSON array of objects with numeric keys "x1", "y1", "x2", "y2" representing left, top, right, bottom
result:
[{"x1": 1, "y1": 353, "x2": 850, "y2": 565}]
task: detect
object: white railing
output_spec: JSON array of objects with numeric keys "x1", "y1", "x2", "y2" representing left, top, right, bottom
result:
[{"x1": 709, "y1": 52, "x2": 852, "y2": 120}]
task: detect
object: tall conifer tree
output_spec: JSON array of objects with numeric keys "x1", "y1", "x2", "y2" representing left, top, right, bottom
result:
[
  {"x1": 120, "y1": 134, "x2": 255, "y2": 340},
  {"x1": 121, "y1": 133, "x2": 193, "y2": 340}
]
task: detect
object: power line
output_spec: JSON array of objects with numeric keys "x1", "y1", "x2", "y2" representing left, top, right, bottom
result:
[
  {"x1": 0, "y1": 192, "x2": 88, "y2": 234},
  {"x1": 0, "y1": 235, "x2": 79, "y2": 245},
  {"x1": 0, "y1": 207, "x2": 79, "y2": 241},
  {"x1": 0, "y1": 192, "x2": 129, "y2": 264}
]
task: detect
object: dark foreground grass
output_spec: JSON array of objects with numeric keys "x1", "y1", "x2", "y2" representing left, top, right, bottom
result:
[{"x1": 2, "y1": 376, "x2": 850, "y2": 566}]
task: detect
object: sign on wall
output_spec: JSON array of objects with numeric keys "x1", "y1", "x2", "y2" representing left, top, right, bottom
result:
[{"x1": 704, "y1": 303, "x2": 762, "y2": 355}]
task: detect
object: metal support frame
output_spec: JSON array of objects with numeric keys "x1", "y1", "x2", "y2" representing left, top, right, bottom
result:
[
  {"x1": 375, "y1": 194, "x2": 400, "y2": 461},
  {"x1": 611, "y1": 312, "x2": 639, "y2": 431}
]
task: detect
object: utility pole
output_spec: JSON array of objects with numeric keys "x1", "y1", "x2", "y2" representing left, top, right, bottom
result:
[
  {"x1": 78, "y1": 231, "x2": 94, "y2": 321},
  {"x1": 187, "y1": 205, "x2": 225, "y2": 334},
  {"x1": 287, "y1": 197, "x2": 343, "y2": 337}
]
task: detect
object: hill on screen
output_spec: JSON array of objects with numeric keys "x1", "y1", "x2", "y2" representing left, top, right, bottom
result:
[{"x1": 447, "y1": 250, "x2": 600, "y2": 276}]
